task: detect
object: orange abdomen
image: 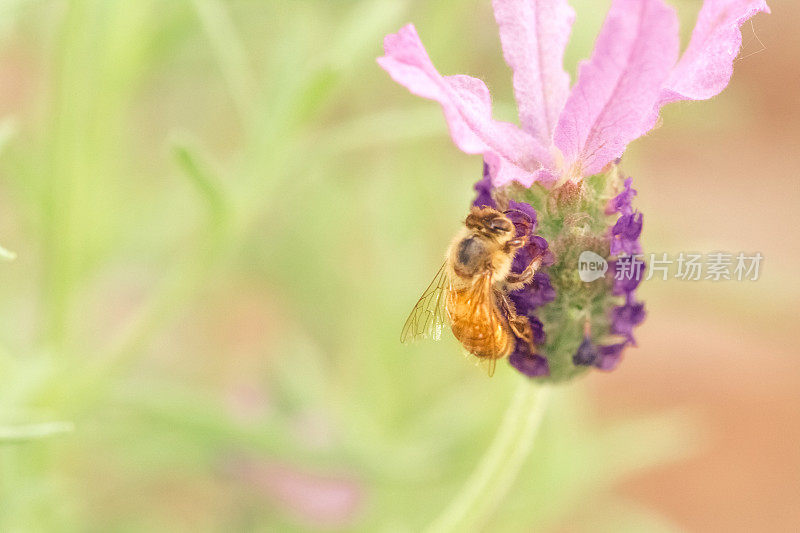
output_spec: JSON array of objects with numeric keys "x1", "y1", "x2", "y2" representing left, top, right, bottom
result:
[{"x1": 446, "y1": 289, "x2": 513, "y2": 359}]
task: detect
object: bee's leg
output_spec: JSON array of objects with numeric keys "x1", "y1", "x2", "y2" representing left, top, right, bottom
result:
[
  {"x1": 509, "y1": 315, "x2": 534, "y2": 348},
  {"x1": 497, "y1": 293, "x2": 535, "y2": 349},
  {"x1": 502, "y1": 238, "x2": 526, "y2": 254},
  {"x1": 504, "y1": 257, "x2": 542, "y2": 291},
  {"x1": 505, "y1": 264, "x2": 534, "y2": 285}
]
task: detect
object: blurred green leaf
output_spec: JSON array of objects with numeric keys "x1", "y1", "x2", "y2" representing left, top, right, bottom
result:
[
  {"x1": 171, "y1": 135, "x2": 229, "y2": 230},
  {"x1": 0, "y1": 244, "x2": 15, "y2": 261},
  {"x1": 0, "y1": 117, "x2": 15, "y2": 155},
  {"x1": 0, "y1": 422, "x2": 74, "y2": 444},
  {"x1": 191, "y1": 0, "x2": 256, "y2": 125}
]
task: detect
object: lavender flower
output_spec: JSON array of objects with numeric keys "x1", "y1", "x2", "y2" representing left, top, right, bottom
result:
[{"x1": 380, "y1": 0, "x2": 769, "y2": 380}]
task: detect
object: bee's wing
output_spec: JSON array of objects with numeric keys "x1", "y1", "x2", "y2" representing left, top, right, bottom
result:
[
  {"x1": 483, "y1": 356, "x2": 497, "y2": 377},
  {"x1": 461, "y1": 346, "x2": 497, "y2": 377},
  {"x1": 400, "y1": 262, "x2": 450, "y2": 343},
  {"x1": 464, "y1": 271, "x2": 502, "y2": 377}
]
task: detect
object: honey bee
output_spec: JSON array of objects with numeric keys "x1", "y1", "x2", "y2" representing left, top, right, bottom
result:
[{"x1": 401, "y1": 206, "x2": 543, "y2": 376}]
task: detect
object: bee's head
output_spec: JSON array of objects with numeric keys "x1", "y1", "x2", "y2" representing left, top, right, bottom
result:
[{"x1": 466, "y1": 206, "x2": 515, "y2": 243}]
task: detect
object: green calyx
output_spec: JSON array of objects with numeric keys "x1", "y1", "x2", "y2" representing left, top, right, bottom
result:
[{"x1": 510, "y1": 166, "x2": 628, "y2": 382}]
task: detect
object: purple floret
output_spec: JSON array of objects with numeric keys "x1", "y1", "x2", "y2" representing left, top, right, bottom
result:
[
  {"x1": 507, "y1": 200, "x2": 538, "y2": 230},
  {"x1": 610, "y1": 256, "x2": 645, "y2": 295},
  {"x1": 473, "y1": 162, "x2": 497, "y2": 209},
  {"x1": 512, "y1": 235, "x2": 549, "y2": 274},
  {"x1": 605, "y1": 177, "x2": 637, "y2": 216},
  {"x1": 610, "y1": 212, "x2": 643, "y2": 255},
  {"x1": 573, "y1": 336, "x2": 600, "y2": 366},
  {"x1": 610, "y1": 298, "x2": 647, "y2": 343},
  {"x1": 509, "y1": 346, "x2": 550, "y2": 377},
  {"x1": 509, "y1": 272, "x2": 556, "y2": 315},
  {"x1": 595, "y1": 343, "x2": 626, "y2": 371}
]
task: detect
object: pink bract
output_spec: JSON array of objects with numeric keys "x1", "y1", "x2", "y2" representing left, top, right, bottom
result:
[{"x1": 378, "y1": 0, "x2": 770, "y2": 188}]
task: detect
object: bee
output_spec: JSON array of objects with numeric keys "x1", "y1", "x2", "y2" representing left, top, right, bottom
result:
[{"x1": 401, "y1": 206, "x2": 543, "y2": 376}]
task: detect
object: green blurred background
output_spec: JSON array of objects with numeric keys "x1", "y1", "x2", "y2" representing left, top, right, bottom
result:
[{"x1": 0, "y1": 0, "x2": 796, "y2": 531}]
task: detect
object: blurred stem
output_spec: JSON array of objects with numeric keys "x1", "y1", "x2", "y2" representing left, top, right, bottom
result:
[
  {"x1": 42, "y1": 0, "x2": 152, "y2": 350},
  {"x1": 426, "y1": 381, "x2": 550, "y2": 533},
  {"x1": 42, "y1": 0, "x2": 89, "y2": 349},
  {"x1": 191, "y1": 0, "x2": 256, "y2": 128},
  {"x1": 56, "y1": 143, "x2": 230, "y2": 412}
]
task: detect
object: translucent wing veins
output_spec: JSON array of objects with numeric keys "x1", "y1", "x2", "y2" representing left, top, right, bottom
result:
[{"x1": 400, "y1": 262, "x2": 450, "y2": 343}]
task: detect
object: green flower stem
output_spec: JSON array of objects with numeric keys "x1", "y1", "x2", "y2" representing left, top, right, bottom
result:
[{"x1": 426, "y1": 380, "x2": 550, "y2": 533}]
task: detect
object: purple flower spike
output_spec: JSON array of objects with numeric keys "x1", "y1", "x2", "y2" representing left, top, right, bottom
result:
[{"x1": 605, "y1": 173, "x2": 646, "y2": 358}]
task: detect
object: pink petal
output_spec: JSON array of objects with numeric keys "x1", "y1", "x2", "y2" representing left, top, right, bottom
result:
[
  {"x1": 553, "y1": 0, "x2": 679, "y2": 177},
  {"x1": 659, "y1": 0, "x2": 769, "y2": 109},
  {"x1": 377, "y1": 24, "x2": 552, "y2": 185},
  {"x1": 485, "y1": 151, "x2": 560, "y2": 188},
  {"x1": 492, "y1": 0, "x2": 575, "y2": 145},
  {"x1": 483, "y1": 152, "x2": 530, "y2": 188}
]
